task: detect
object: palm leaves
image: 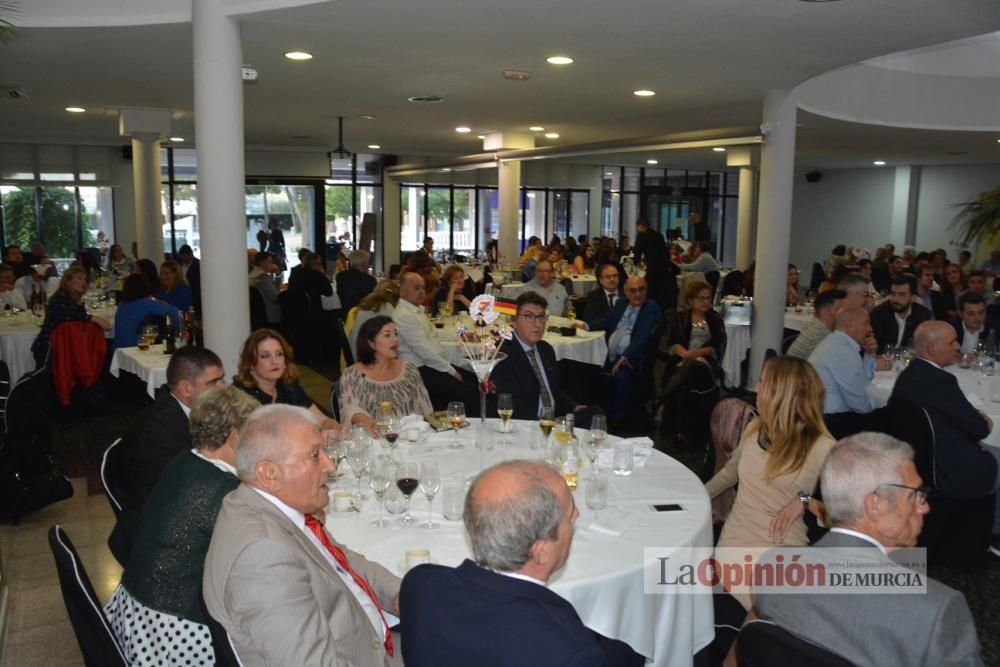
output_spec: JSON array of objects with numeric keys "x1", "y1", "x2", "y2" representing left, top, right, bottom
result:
[
  {"x1": 0, "y1": 2, "x2": 17, "y2": 44},
  {"x1": 950, "y1": 183, "x2": 1000, "y2": 247}
]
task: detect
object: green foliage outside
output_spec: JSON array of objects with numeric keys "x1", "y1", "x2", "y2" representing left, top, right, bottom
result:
[{"x1": 2, "y1": 186, "x2": 95, "y2": 258}]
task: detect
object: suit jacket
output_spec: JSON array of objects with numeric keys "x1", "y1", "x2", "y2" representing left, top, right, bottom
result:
[
  {"x1": 590, "y1": 299, "x2": 663, "y2": 369},
  {"x1": 336, "y1": 268, "x2": 377, "y2": 313},
  {"x1": 633, "y1": 227, "x2": 669, "y2": 275},
  {"x1": 490, "y1": 336, "x2": 578, "y2": 419},
  {"x1": 890, "y1": 358, "x2": 997, "y2": 497},
  {"x1": 581, "y1": 286, "x2": 623, "y2": 328},
  {"x1": 111, "y1": 388, "x2": 191, "y2": 560},
  {"x1": 949, "y1": 318, "x2": 997, "y2": 351},
  {"x1": 400, "y1": 560, "x2": 643, "y2": 666},
  {"x1": 289, "y1": 266, "x2": 333, "y2": 316},
  {"x1": 755, "y1": 531, "x2": 982, "y2": 667},
  {"x1": 185, "y1": 258, "x2": 201, "y2": 312},
  {"x1": 869, "y1": 301, "x2": 932, "y2": 353},
  {"x1": 204, "y1": 484, "x2": 401, "y2": 667}
]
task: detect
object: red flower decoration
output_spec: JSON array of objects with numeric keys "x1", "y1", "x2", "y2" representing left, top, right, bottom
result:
[{"x1": 478, "y1": 380, "x2": 496, "y2": 394}]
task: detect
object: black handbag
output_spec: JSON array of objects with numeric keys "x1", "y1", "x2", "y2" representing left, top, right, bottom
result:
[{"x1": 14, "y1": 463, "x2": 74, "y2": 512}]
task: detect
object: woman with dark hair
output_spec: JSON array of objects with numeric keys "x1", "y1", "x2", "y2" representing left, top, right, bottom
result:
[
  {"x1": 572, "y1": 244, "x2": 596, "y2": 274},
  {"x1": 113, "y1": 274, "x2": 180, "y2": 349},
  {"x1": 105, "y1": 387, "x2": 260, "y2": 665},
  {"x1": 155, "y1": 260, "x2": 193, "y2": 311},
  {"x1": 339, "y1": 315, "x2": 432, "y2": 429},
  {"x1": 31, "y1": 266, "x2": 112, "y2": 365},
  {"x1": 75, "y1": 249, "x2": 102, "y2": 284},
  {"x1": 233, "y1": 328, "x2": 340, "y2": 429},
  {"x1": 133, "y1": 258, "x2": 159, "y2": 290},
  {"x1": 431, "y1": 266, "x2": 473, "y2": 316}
]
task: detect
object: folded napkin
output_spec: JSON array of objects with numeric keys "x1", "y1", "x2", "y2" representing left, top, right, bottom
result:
[
  {"x1": 400, "y1": 415, "x2": 432, "y2": 434},
  {"x1": 596, "y1": 437, "x2": 653, "y2": 469}
]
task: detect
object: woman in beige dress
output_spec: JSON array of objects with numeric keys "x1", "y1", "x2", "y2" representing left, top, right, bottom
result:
[{"x1": 705, "y1": 355, "x2": 835, "y2": 609}]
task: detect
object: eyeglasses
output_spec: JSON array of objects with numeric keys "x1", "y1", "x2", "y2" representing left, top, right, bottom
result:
[
  {"x1": 517, "y1": 312, "x2": 548, "y2": 323},
  {"x1": 875, "y1": 483, "x2": 931, "y2": 504}
]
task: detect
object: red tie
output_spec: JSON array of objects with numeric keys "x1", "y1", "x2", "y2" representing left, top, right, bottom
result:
[{"x1": 304, "y1": 514, "x2": 394, "y2": 657}]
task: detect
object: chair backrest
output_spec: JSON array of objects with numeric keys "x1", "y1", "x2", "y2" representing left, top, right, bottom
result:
[
  {"x1": 48, "y1": 525, "x2": 130, "y2": 667},
  {"x1": 200, "y1": 593, "x2": 244, "y2": 667},
  {"x1": 709, "y1": 398, "x2": 757, "y2": 524},
  {"x1": 0, "y1": 359, "x2": 10, "y2": 428},
  {"x1": 738, "y1": 619, "x2": 856, "y2": 667},
  {"x1": 720, "y1": 270, "x2": 744, "y2": 297},
  {"x1": 49, "y1": 320, "x2": 108, "y2": 407},
  {"x1": 100, "y1": 438, "x2": 124, "y2": 517},
  {"x1": 705, "y1": 270, "x2": 721, "y2": 298},
  {"x1": 5, "y1": 360, "x2": 55, "y2": 461},
  {"x1": 337, "y1": 317, "x2": 356, "y2": 366},
  {"x1": 279, "y1": 288, "x2": 311, "y2": 327},
  {"x1": 248, "y1": 286, "x2": 268, "y2": 330},
  {"x1": 810, "y1": 262, "x2": 826, "y2": 290},
  {"x1": 329, "y1": 380, "x2": 341, "y2": 422}
]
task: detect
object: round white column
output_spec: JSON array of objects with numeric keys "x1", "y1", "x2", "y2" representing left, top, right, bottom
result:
[
  {"x1": 735, "y1": 166, "x2": 756, "y2": 270},
  {"x1": 131, "y1": 133, "x2": 165, "y2": 261},
  {"x1": 498, "y1": 160, "x2": 521, "y2": 265},
  {"x1": 748, "y1": 90, "x2": 797, "y2": 386},
  {"x1": 192, "y1": 0, "x2": 249, "y2": 375}
]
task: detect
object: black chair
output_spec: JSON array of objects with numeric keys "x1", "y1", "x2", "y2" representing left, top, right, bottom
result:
[
  {"x1": 249, "y1": 286, "x2": 269, "y2": 331},
  {"x1": 100, "y1": 437, "x2": 124, "y2": 518},
  {"x1": 329, "y1": 380, "x2": 341, "y2": 422},
  {"x1": 780, "y1": 332, "x2": 799, "y2": 354},
  {"x1": 809, "y1": 262, "x2": 825, "y2": 290},
  {"x1": 764, "y1": 348, "x2": 778, "y2": 360},
  {"x1": 705, "y1": 270, "x2": 721, "y2": 300},
  {"x1": 48, "y1": 525, "x2": 130, "y2": 667},
  {"x1": 738, "y1": 619, "x2": 856, "y2": 666},
  {"x1": 719, "y1": 270, "x2": 744, "y2": 297},
  {"x1": 337, "y1": 317, "x2": 356, "y2": 366},
  {"x1": 200, "y1": 593, "x2": 243, "y2": 667},
  {"x1": 0, "y1": 359, "x2": 10, "y2": 429}
]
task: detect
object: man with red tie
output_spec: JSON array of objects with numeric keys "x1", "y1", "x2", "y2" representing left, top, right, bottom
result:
[{"x1": 204, "y1": 404, "x2": 401, "y2": 666}]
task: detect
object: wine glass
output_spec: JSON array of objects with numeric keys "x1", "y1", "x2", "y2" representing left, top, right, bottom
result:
[
  {"x1": 369, "y1": 461, "x2": 392, "y2": 528},
  {"x1": 346, "y1": 439, "x2": 369, "y2": 505},
  {"x1": 419, "y1": 462, "x2": 441, "y2": 529},
  {"x1": 584, "y1": 415, "x2": 607, "y2": 478},
  {"x1": 324, "y1": 432, "x2": 348, "y2": 482},
  {"x1": 381, "y1": 416, "x2": 401, "y2": 460},
  {"x1": 538, "y1": 406, "x2": 555, "y2": 446},
  {"x1": 497, "y1": 393, "x2": 513, "y2": 441},
  {"x1": 395, "y1": 461, "x2": 420, "y2": 525},
  {"x1": 447, "y1": 401, "x2": 465, "y2": 450}
]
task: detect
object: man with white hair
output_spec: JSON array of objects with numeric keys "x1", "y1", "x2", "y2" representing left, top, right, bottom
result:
[
  {"x1": 808, "y1": 306, "x2": 882, "y2": 414},
  {"x1": 203, "y1": 405, "x2": 401, "y2": 666},
  {"x1": 754, "y1": 433, "x2": 982, "y2": 667},
  {"x1": 336, "y1": 249, "x2": 377, "y2": 312}
]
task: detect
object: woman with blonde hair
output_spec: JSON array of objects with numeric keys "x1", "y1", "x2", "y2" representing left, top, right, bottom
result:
[
  {"x1": 705, "y1": 355, "x2": 835, "y2": 609},
  {"x1": 31, "y1": 265, "x2": 112, "y2": 365},
  {"x1": 155, "y1": 259, "x2": 193, "y2": 311}
]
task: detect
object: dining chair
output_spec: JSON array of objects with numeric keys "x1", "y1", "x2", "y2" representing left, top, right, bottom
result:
[
  {"x1": 738, "y1": 619, "x2": 856, "y2": 666},
  {"x1": 100, "y1": 437, "x2": 124, "y2": 517}
]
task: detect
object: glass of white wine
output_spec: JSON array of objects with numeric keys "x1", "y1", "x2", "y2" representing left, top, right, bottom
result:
[
  {"x1": 497, "y1": 393, "x2": 513, "y2": 441},
  {"x1": 538, "y1": 406, "x2": 556, "y2": 447},
  {"x1": 447, "y1": 401, "x2": 465, "y2": 450}
]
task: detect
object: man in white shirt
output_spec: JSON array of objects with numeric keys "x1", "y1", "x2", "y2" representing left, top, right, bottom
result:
[
  {"x1": 520, "y1": 260, "x2": 569, "y2": 316},
  {"x1": 14, "y1": 258, "x2": 58, "y2": 305},
  {"x1": 0, "y1": 263, "x2": 27, "y2": 310},
  {"x1": 392, "y1": 271, "x2": 479, "y2": 413},
  {"x1": 204, "y1": 405, "x2": 401, "y2": 666},
  {"x1": 952, "y1": 292, "x2": 995, "y2": 354}
]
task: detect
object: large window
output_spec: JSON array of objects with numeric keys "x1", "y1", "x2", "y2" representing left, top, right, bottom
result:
[
  {"x1": 246, "y1": 185, "x2": 315, "y2": 277},
  {"x1": 324, "y1": 153, "x2": 383, "y2": 261}
]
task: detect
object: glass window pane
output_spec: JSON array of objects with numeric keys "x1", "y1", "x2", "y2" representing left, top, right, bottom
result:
[
  {"x1": 522, "y1": 189, "x2": 545, "y2": 248},
  {"x1": 170, "y1": 183, "x2": 198, "y2": 257},
  {"x1": 325, "y1": 184, "x2": 354, "y2": 254},
  {"x1": 622, "y1": 193, "x2": 639, "y2": 243},
  {"x1": 357, "y1": 185, "x2": 381, "y2": 256},
  {"x1": 666, "y1": 170, "x2": 686, "y2": 189},
  {"x1": 722, "y1": 197, "x2": 739, "y2": 267},
  {"x1": 708, "y1": 196, "x2": 723, "y2": 252},
  {"x1": 602, "y1": 191, "x2": 620, "y2": 237},
  {"x1": 38, "y1": 186, "x2": 78, "y2": 259},
  {"x1": 551, "y1": 191, "x2": 568, "y2": 240},
  {"x1": 78, "y1": 186, "x2": 114, "y2": 250},
  {"x1": 400, "y1": 186, "x2": 424, "y2": 252},
  {"x1": 478, "y1": 188, "x2": 498, "y2": 256},
  {"x1": 244, "y1": 185, "x2": 313, "y2": 280},
  {"x1": 354, "y1": 154, "x2": 381, "y2": 185},
  {"x1": 602, "y1": 167, "x2": 620, "y2": 191},
  {"x1": 623, "y1": 168, "x2": 640, "y2": 192},
  {"x1": 1, "y1": 185, "x2": 38, "y2": 249},
  {"x1": 687, "y1": 171, "x2": 707, "y2": 189},
  {"x1": 329, "y1": 156, "x2": 353, "y2": 184},
  {"x1": 172, "y1": 148, "x2": 198, "y2": 182},
  {"x1": 160, "y1": 147, "x2": 170, "y2": 180},
  {"x1": 725, "y1": 172, "x2": 740, "y2": 196},
  {"x1": 643, "y1": 168, "x2": 664, "y2": 187},
  {"x1": 426, "y1": 187, "x2": 450, "y2": 256},
  {"x1": 569, "y1": 191, "x2": 588, "y2": 241},
  {"x1": 708, "y1": 172, "x2": 723, "y2": 195}
]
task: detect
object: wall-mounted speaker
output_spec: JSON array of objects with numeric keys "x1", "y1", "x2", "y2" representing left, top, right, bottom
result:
[{"x1": 805, "y1": 171, "x2": 822, "y2": 183}]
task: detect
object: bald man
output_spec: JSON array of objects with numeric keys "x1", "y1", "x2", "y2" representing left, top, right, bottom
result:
[
  {"x1": 891, "y1": 321, "x2": 1000, "y2": 547},
  {"x1": 808, "y1": 306, "x2": 883, "y2": 414},
  {"x1": 400, "y1": 461, "x2": 643, "y2": 665}
]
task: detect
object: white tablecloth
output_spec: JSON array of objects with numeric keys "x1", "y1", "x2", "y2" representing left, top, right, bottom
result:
[
  {"x1": 326, "y1": 420, "x2": 714, "y2": 666},
  {"x1": 720, "y1": 311, "x2": 816, "y2": 387},
  {"x1": 109, "y1": 346, "x2": 170, "y2": 398},
  {"x1": 866, "y1": 367, "x2": 1000, "y2": 448},
  {"x1": 782, "y1": 308, "x2": 814, "y2": 332},
  {"x1": 501, "y1": 276, "x2": 597, "y2": 299},
  {"x1": 0, "y1": 312, "x2": 42, "y2": 384},
  {"x1": 436, "y1": 317, "x2": 609, "y2": 366}
]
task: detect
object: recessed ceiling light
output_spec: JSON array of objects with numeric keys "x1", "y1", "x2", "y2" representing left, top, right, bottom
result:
[
  {"x1": 359, "y1": 114, "x2": 376, "y2": 120},
  {"x1": 712, "y1": 147, "x2": 726, "y2": 152},
  {"x1": 546, "y1": 56, "x2": 574, "y2": 65},
  {"x1": 441, "y1": 168, "x2": 452, "y2": 172},
  {"x1": 65, "y1": 106, "x2": 86, "y2": 113},
  {"x1": 647, "y1": 159, "x2": 658, "y2": 165},
  {"x1": 873, "y1": 160, "x2": 886, "y2": 166},
  {"x1": 367, "y1": 144, "x2": 381, "y2": 150},
  {"x1": 529, "y1": 126, "x2": 545, "y2": 132},
  {"x1": 455, "y1": 126, "x2": 472, "y2": 133},
  {"x1": 408, "y1": 96, "x2": 443, "y2": 103},
  {"x1": 169, "y1": 137, "x2": 185, "y2": 143},
  {"x1": 284, "y1": 51, "x2": 313, "y2": 61},
  {"x1": 633, "y1": 89, "x2": 656, "y2": 97},
  {"x1": 605, "y1": 172, "x2": 613, "y2": 176},
  {"x1": 503, "y1": 69, "x2": 532, "y2": 81},
  {"x1": 544, "y1": 132, "x2": 560, "y2": 139}
]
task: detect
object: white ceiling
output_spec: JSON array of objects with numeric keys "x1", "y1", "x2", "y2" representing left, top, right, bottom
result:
[{"x1": 1, "y1": 0, "x2": 1000, "y2": 170}]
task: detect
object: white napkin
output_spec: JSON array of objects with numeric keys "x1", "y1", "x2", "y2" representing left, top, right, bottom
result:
[
  {"x1": 400, "y1": 414, "x2": 432, "y2": 434},
  {"x1": 596, "y1": 437, "x2": 653, "y2": 469}
]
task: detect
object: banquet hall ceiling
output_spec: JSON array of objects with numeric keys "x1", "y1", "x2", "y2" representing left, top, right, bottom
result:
[{"x1": 2, "y1": 0, "x2": 1000, "y2": 170}]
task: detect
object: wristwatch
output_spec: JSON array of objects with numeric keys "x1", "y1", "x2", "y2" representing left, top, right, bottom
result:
[{"x1": 797, "y1": 490, "x2": 811, "y2": 509}]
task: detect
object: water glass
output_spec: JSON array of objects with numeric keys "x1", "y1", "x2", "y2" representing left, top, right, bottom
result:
[
  {"x1": 584, "y1": 474, "x2": 608, "y2": 510},
  {"x1": 441, "y1": 481, "x2": 466, "y2": 521},
  {"x1": 419, "y1": 462, "x2": 441, "y2": 529},
  {"x1": 612, "y1": 442, "x2": 634, "y2": 476}
]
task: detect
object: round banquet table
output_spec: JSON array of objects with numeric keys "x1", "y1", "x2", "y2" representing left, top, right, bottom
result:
[
  {"x1": 719, "y1": 310, "x2": 818, "y2": 387},
  {"x1": 435, "y1": 316, "x2": 609, "y2": 366},
  {"x1": 325, "y1": 420, "x2": 715, "y2": 666},
  {"x1": 444, "y1": 263, "x2": 486, "y2": 284},
  {"x1": 501, "y1": 275, "x2": 598, "y2": 299},
  {"x1": 109, "y1": 346, "x2": 170, "y2": 398}
]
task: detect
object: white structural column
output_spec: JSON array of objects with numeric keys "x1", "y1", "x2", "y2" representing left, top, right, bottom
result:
[
  {"x1": 748, "y1": 90, "x2": 797, "y2": 385},
  {"x1": 382, "y1": 176, "x2": 401, "y2": 270},
  {"x1": 192, "y1": 0, "x2": 248, "y2": 375},
  {"x1": 727, "y1": 148, "x2": 757, "y2": 270},
  {"x1": 890, "y1": 165, "x2": 921, "y2": 248},
  {"x1": 131, "y1": 134, "x2": 165, "y2": 260},
  {"x1": 498, "y1": 160, "x2": 521, "y2": 264}
]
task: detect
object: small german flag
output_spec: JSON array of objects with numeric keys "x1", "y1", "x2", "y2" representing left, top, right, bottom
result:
[{"x1": 494, "y1": 297, "x2": 518, "y2": 317}]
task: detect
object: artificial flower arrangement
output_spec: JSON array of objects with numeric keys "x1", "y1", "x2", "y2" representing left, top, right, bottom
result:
[{"x1": 455, "y1": 294, "x2": 512, "y2": 393}]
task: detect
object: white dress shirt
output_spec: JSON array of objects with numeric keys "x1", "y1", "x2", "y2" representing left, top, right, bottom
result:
[
  {"x1": 392, "y1": 299, "x2": 456, "y2": 375},
  {"x1": 0, "y1": 288, "x2": 27, "y2": 310},
  {"x1": 14, "y1": 275, "x2": 58, "y2": 304},
  {"x1": 961, "y1": 323, "x2": 983, "y2": 354}
]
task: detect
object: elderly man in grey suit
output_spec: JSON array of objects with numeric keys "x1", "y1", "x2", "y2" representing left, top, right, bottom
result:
[
  {"x1": 204, "y1": 404, "x2": 401, "y2": 666},
  {"x1": 753, "y1": 432, "x2": 983, "y2": 667}
]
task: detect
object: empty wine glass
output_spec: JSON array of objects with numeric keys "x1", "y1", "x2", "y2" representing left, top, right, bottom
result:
[
  {"x1": 324, "y1": 432, "x2": 348, "y2": 482},
  {"x1": 419, "y1": 462, "x2": 441, "y2": 529},
  {"x1": 395, "y1": 460, "x2": 420, "y2": 525},
  {"x1": 447, "y1": 401, "x2": 465, "y2": 450},
  {"x1": 583, "y1": 415, "x2": 607, "y2": 478},
  {"x1": 347, "y1": 439, "x2": 370, "y2": 505},
  {"x1": 369, "y1": 461, "x2": 392, "y2": 528}
]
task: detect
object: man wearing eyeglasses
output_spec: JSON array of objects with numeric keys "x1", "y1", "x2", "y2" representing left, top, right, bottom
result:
[
  {"x1": 582, "y1": 263, "x2": 624, "y2": 329},
  {"x1": 754, "y1": 433, "x2": 982, "y2": 667},
  {"x1": 891, "y1": 320, "x2": 1000, "y2": 556}
]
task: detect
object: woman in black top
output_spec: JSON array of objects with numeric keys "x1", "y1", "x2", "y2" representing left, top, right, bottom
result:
[
  {"x1": 31, "y1": 266, "x2": 112, "y2": 365},
  {"x1": 431, "y1": 266, "x2": 474, "y2": 316},
  {"x1": 233, "y1": 328, "x2": 341, "y2": 430}
]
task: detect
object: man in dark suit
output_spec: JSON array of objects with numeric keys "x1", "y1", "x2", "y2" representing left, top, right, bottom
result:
[
  {"x1": 755, "y1": 433, "x2": 982, "y2": 667},
  {"x1": 581, "y1": 262, "x2": 624, "y2": 329},
  {"x1": 914, "y1": 263, "x2": 944, "y2": 319},
  {"x1": 288, "y1": 251, "x2": 333, "y2": 308},
  {"x1": 490, "y1": 291, "x2": 601, "y2": 428},
  {"x1": 632, "y1": 219, "x2": 678, "y2": 312},
  {"x1": 336, "y1": 249, "x2": 377, "y2": 313},
  {"x1": 400, "y1": 460, "x2": 644, "y2": 666},
  {"x1": 890, "y1": 321, "x2": 1000, "y2": 546},
  {"x1": 869, "y1": 274, "x2": 931, "y2": 353},
  {"x1": 951, "y1": 292, "x2": 997, "y2": 354},
  {"x1": 109, "y1": 346, "x2": 226, "y2": 564},
  {"x1": 177, "y1": 244, "x2": 201, "y2": 313},
  {"x1": 590, "y1": 276, "x2": 663, "y2": 421}
]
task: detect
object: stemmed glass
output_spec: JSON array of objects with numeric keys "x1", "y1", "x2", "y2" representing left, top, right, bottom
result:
[
  {"x1": 381, "y1": 416, "x2": 401, "y2": 461},
  {"x1": 395, "y1": 461, "x2": 420, "y2": 525},
  {"x1": 324, "y1": 432, "x2": 348, "y2": 481},
  {"x1": 419, "y1": 462, "x2": 441, "y2": 529},
  {"x1": 584, "y1": 415, "x2": 607, "y2": 478},
  {"x1": 369, "y1": 461, "x2": 392, "y2": 528},
  {"x1": 447, "y1": 401, "x2": 466, "y2": 450},
  {"x1": 497, "y1": 393, "x2": 513, "y2": 444},
  {"x1": 347, "y1": 438, "x2": 370, "y2": 505},
  {"x1": 538, "y1": 406, "x2": 555, "y2": 447}
]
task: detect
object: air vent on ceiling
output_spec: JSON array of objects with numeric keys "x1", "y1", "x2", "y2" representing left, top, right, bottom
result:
[{"x1": 0, "y1": 87, "x2": 28, "y2": 101}]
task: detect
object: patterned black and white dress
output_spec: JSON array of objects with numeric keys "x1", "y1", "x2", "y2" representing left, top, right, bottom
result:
[{"x1": 338, "y1": 362, "x2": 433, "y2": 423}]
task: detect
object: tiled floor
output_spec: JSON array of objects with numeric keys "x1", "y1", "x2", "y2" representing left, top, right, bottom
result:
[{"x1": 1, "y1": 478, "x2": 122, "y2": 667}]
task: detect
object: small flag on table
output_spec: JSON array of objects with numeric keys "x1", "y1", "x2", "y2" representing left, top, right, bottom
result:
[{"x1": 494, "y1": 298, "x2": 517, "y2": 317}]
